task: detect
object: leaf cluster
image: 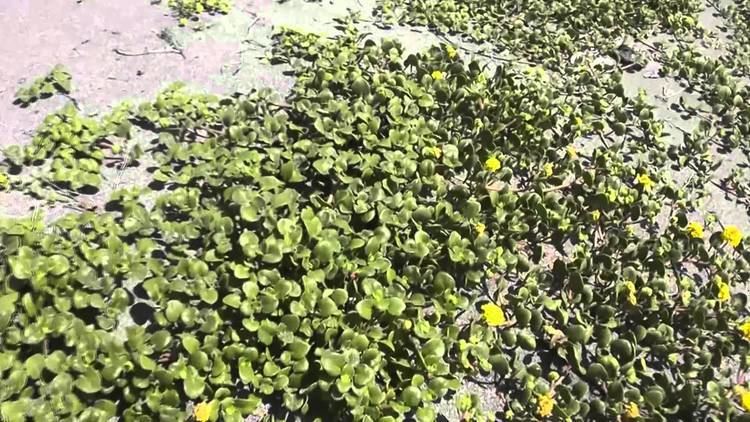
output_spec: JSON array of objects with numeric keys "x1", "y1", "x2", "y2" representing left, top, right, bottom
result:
[{"x1": 13, "y1": 65, "x2": 72, "y2": 107}]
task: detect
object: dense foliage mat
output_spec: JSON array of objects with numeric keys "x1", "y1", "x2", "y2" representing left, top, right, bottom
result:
[
  {"x1": 4, "y1": 2, "x2": 750, "y2": 422},
  {"x1": 374, "y1": 0, "x2": 705, "y2": 66}
]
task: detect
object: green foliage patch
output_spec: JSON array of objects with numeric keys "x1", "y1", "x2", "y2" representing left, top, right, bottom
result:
[
  {"x1": 374, "y1": 0, "x2": 705, "y2": 66},
  {"x1": 13, "y1": 65, "x2": 72, "y2": 108},
  {"x1": 3, "y1": 102, "x2": 135, "y2": 202},
  {"x1": 167, "y1": 0, "x2": 231, "y2": 26}
]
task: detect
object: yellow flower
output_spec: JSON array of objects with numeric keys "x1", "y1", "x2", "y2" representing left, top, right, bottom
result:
[
  {"x1": 681, "y1": 289, "x2": 691, "y2": 305},
  {"x1": 485, "y1": 156, "x2": 501, "y2": 172},
  {"x1": 475, "y1": 223, "x2": 486, "y2": 236},
  {"x1": 431, "y1": 70, "x2": 444, "y2": 80},
  {"x1": 481, "y1": 303, "x2": 506, "y2": 326},
  {"x1": 624, "y1": 401, "x2": 640, "y2": 419},
  {"x1": 591, "y1": 210, "x2": 601, "y2": 221},
  {"x1": 429, "y1": 146, "x2": 442, "y2": 159},
  {"x1": 623, "y1": 281, "x2": 637, "y2": 305},
  {"x1": 194, "y1": 402, "x2": 211, "y2": 422},
  {"x1": 543, "y1": 163, "x2": 553, "y2": 177},
  {"x1": 566, "y1": 145, "x2": 577, "y2": 159},
  {"x1": 740, "y1": 321, "x2": 750, "y2": 341},
  {"x1": 716, "y1": 277, "x2": 731, "y2": 302},
  {"x1": 635, "y1": 173, "x2": 655, "y2": 192},
  {"x1": 537, "y1": 392, "x2": 555, "y2": 418},
  {"x1": 722, "y1": 225, "x2": 743, "y2": 248},
  {"x1": 446, "y1": 45, "x2": 457, "y2": 59},
  {"x1": 738, "y1": 387, "x2": 750, "y2": 412},
  {"x1": 179, "y1": 17, "x2": 189, "y2": 26},
  {"x1": 686, "y1": 221, "x2": 704, "y2": 239},
  {"x1": 0, "y1": 172, "x2": 8, "y2": 190}
]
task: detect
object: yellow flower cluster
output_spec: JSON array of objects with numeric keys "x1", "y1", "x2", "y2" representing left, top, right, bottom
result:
[
  {"x1": 715, "y1": 276, "x2": 731, "y2": 302},
  {"x1": 475, "y1": 223, "x2": 486, "y2": 236},
  {"x1": 624, "y1": 401, "x2": 640, "y2": 419},
  {"x1": 429, "y1": 146, "x2": 442, "y2": 159},
  {"x1": 635, "y1": 173, "x2": 655, "y2": 192},
  {"x1": 485, "y1": 156, "x2": 501, "y2": 172},
  {"x1": 544, "y1": 163, "x2": 553, "y2": 177},
  {"x1": 431, "y1": 70, "x2": 444, "y2": 80},
  {"x1": 722, "y1": 225, "x2": 743, "y2": 248},
  {"x1": 194, "y1": 402, "x2": 211, "y2": 422},
  {"x1": 537, "y1": 392, "x2": 555, "y2": 418},
  {"x1": 446, "y1": 45, "x2": 457, "y2": 59},
  {"x1": 623, "y1": 281, "x2": 637, "y2": 305},
  {"x1": 686, "y1": 221, "x2": 704, "y2": 238},
  {"x1": 591, "y1": 210, "x2": 601, "y2": 221},
  {"x1": 481, "y1": 303, "x2": 506, "y2": 326},
  {"x1": 566, "y1": 145, "x2": 577, "y2": 159},
  {"x1": 735, "y1": 386, "x2": 750, "y2": 412},
  {"x1": 739, "y1": 320, "x2": 750, "y2": 342}
]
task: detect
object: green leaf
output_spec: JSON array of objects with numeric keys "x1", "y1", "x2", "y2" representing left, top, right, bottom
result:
[
  {"x1": 9, "y1": 247, "x2": 33, "y2": 279},
  {"x1": 140, "y1": 355, "x2": 157, "y2": 371},
  {"x1": 356, "y1": 299, "x2": 373, "y2": 320},
  {"x1": 182, "y1": 335, "x2": 201, "y2": 355},
  {"x1": 184, "y1": 370, "x2": 205, "y2": 399},
  {"x1": 239, "y1": 357, "x2": 254, "y2": 384},
  {"x1": 645, "y1": 387, "x2": 665, "y2": 407},
  {"x1": 75, "y1": 368, "x2": 102, "y2": 394},
  {"x1": 93, "y1": 400, "x2": 118, "y2": 418},
  {"x1": 233, "y1": 264, "x2": 252, "y2": 279},
  {"x1": 47, "y1": 255, "x2": 70, "y2": 276},
  {"x1": 386, "y1": 297, "x2": 406, "y2": 316},
  {"x1": 0, "y1": 400, "x2": 27, "y2": 422},
  {"x1": 150, "y1": 330, "x2": 172, "y2": 351},
  {"x1": 0, "y1": 292, "x2": 19, "y2": 315},
  {"x1": 228, "y1": 396, "x2": 261, "y2": 415},
  {"x1": 416, "y1": 407, "x2": 436, "y2": 422},
  {"x1": 401, "y1": 386, "x2": 422, "y2": 407},
  {"x1": 289, "y1": 339, "x2": 311, "y2": 360},
  {"x1": 165, "y1": 300, "x2": 185, "y2": 322},
  {"x1": 354, "y1": 365, "x2": 375, "y2": 386},
  {"x1": 262, "y1": 239, "x2": 284, "y2": 263},
  {"x1": 25, "y1": 354, "x2": 45, "y2": 379},
  {"x1": 301, "y1": 207, "x2": 322, "y2": 237},
  {"x1": 240, "y1": 205, "x2": 260, "y2": 222},
  {"x1": 200, "y1": 288, "x2": 219, "y2": 304},
  {"x1": 223, "y1": 293, "x2": 242, "y2": 308},
  {"x1": 45, "y1": 351, "x2": 67, "y2": 374},
  {"x1": 314, "y1": 240, "x2": 337, "y2": 263},
  {"x1": 422, "y1": 338, "x2": 445, "y2": 357},
  {"x1": 320, "y1": 352, "x2": 346, "y2": 377},
  {"x1": 318, "y1": 296, "x2": 338, "y2": 317}
]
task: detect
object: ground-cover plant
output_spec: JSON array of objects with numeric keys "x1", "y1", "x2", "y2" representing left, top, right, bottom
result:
[
  {"x1": 3, "y1": 18, "x2": 750, "y2": 421},
  {"x1": 2, "y1": 101, "x2": 134, "y2": 201},
  {"x1": 13, "y1": 65, "x2": 72, "y2": 107},
  {"x1": 368, "y1": 0, "x2": 750, "y2": 205},
  {"x1": 373, "y1": 0, "x2": 705, "y2": 67},
  {"x1": 715, "y1": 0, "x2": 750, "y2": 76},
  {"x1": 167, "y1": 0, "x2": 231, "y2": 26}
]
